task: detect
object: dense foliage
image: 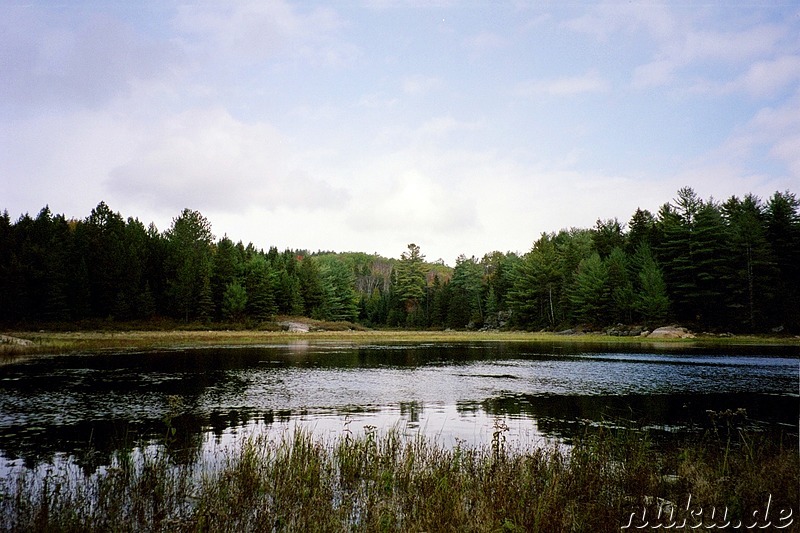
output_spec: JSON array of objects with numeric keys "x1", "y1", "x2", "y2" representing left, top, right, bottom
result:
[{"x1": 1, "y1": 187, "x2": 798, "y2": 333}]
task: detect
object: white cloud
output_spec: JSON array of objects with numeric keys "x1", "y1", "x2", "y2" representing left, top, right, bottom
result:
[
  {"x1": 671, "y1": 90, "x2": 800, "y2": 196},
  {"x1": 174, "y1": 1, "x2": 356, "y2": 68},
  {"x1": 632, "y1": 22, "x2": 790, "y2": 90},
  {"x1": 563, "y1": 3, "x2": 675, "y2": 43},
  {"x1": 107, "y1": 107, "x2": 348, "y2": 213},
  {"x1": 463, "y1": 31, "x2": 507, "y2": 54},
  {"x1": 731, "y1": 55, "x2": 800, "y2": 98},
  {"x1": 416, "y1": 116, "x2": 481, "y2": 139},
  {"x1": 1, "y1": 1, "x2": 797, "y2": 264},
  {"x1": 0, "y1": 5, "x2": 182, "y2": 116},
  {"x1": 402, "y1": 75, "x2": 442, "y2": 95},
  {"x1": 347, "y1": 170, "x2": 479, "y2": 237},
  {"x1": 515, "y1": 70, "x2": 610, "y2": 97}
]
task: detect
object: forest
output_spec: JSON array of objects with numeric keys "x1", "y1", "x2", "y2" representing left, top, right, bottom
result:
[{"x1": 1, "y1": 187, "x2": 798, "y2": 333}]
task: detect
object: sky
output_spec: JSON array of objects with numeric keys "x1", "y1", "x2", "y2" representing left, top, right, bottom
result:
[{"x1": 2, "y1": 1, "x2": 799, "y2": 264}]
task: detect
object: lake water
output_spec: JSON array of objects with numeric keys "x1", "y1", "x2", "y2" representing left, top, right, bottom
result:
[{"x1": 0, "y1": 341, "x2": 797, "y2": 474}]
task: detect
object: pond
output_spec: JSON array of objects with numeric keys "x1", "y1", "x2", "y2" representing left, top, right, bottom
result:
[{"x1": 0, "y1": 341, "x2": 797, "y2": 474}]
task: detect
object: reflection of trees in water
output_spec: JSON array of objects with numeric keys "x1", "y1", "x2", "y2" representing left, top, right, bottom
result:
[
  {"x1": 0, "y1": 415, "x2": 210, "y2": 474},
  {"x1": 456, "y1": 393, "x2": 799, "y2": 442},
  {"x1": 2, "y1": 344, "x2": 797, "y2": 472}
]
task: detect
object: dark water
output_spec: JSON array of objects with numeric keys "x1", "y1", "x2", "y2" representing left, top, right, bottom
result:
[{"x1": 0, "y1": 341, "x2": 797, "y2": 473}]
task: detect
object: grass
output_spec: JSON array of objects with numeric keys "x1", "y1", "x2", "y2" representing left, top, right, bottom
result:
[
  {"x1": 2, "y1": 317, "x2": 797, "y2": 358},
  {"x1": 1, "y1": 425, "x2": 796, "y2": 532}
]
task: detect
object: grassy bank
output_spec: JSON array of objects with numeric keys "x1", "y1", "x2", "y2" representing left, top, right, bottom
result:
[
  {"x1": 2, "y1": 319, "x2": 798, "y2": 357},
  {"x1": 1, "y1": 426, "x2": 796, "y2": 532}
]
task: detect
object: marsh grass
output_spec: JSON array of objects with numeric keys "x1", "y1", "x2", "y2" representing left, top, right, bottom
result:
[
  {"x1": 3, "y1": 324, "x2": 795, "y2": 360},
  {"x1": 1, "y1": 424, "x2": 796, "y2": 533}
]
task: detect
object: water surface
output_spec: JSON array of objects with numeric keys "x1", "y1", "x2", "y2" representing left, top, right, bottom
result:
[{"x1": 0, "y1": 341, "x2": 797, "y2": 472}]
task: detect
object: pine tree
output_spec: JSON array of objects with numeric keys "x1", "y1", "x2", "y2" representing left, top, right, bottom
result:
[
  {"x1": 721, "y1": 195, "x2": 777, "y2": 331},
  {"x1": 634, "y1": 244, "x2": 670, "y2": 328},
  {"x1": 318, "y1": 258, "x2": 358, "y2": 322},
  {"x1": 244, "y1": 255, "x2": 276, "y2": 322},
  {"x1": 222, "y1": 280, "x2": 247, "y2": 322},
  {"x1": 765, "y1": 191, "x2": 800, "y2": 330},
  {"x1": 165, "y1": 208, "x2": 214, "y2": 322},
  {"x1": 394, "y1": 244, "x2": 427, "y2": 315},
  {"x1": 569, "y1": 253, "x2": 609, "y2": 326},
  {"x1": 508, "y1": 234, "x2": 563, "y2": 329},
  {"x1": 298, "y1": 256, "x2": 325, "y2": 317},
  {"x1": 605, "y1": 247, "x2": 634, "y2": 324}
]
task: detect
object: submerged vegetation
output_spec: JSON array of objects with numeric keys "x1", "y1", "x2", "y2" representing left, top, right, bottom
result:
[
  {"x1": 1, "y1": 425, "x2": 796, "y2": 532},
  {"x1": 2, "y1": 187, "x2": 799, "y2": 334}
]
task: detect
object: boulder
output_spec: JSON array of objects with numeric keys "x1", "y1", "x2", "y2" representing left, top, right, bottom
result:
[
  {"x1": 0, "y1": 335, "x2": 34, "y2": 346},
  {"x1": 279, "y1": 322, "x2": 310, "y2": 333},
  {"x1": 647, "y1": 326, "x2": 695, "y2": 339}
]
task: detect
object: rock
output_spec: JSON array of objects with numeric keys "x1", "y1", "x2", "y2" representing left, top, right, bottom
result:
[
  {"x1": 648, "y1": 326, "x2": 695, "y2": 339},
  {"x1": 607, "y1": 325, "x2": 645, "y2": 337},
  {"x1": 279, "y1": 322, "x2": 310, "y2": 333},
  {"x1": 0, "y1": 335, "x2": 34, "y2": 347}
]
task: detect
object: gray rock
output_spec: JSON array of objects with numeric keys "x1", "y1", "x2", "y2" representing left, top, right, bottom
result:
[
  {"x1": 648, "y1": 326, "x2": 695, "y2": 339},
  {"x1": 0, "y1": 335, "x2": 34, "y2": 346}
]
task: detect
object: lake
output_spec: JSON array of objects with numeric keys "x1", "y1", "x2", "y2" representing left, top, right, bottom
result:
[{"x1": 0, "y1": 341, "x2": 797, "y2": 474}]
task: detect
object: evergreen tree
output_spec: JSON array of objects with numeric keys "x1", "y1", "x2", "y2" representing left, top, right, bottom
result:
[
  {"x1": 482, "y1": 251, "x2": 518, "y2": 318},
  {"x1": 318, "y1": 258, "x2": 358, "y2": 322},
  {"x1": 394, "y1": 244, "x2": 427, "y2": 315},
  {"x1": 569, "y1": 252, "x2": 609, "y2": 325},
  {"x1": 721, "y1": 195, "x2": 776, "y2": 330},
  {"x1": 764, "y1": 191, "x2": 800, "y2": 330},
  {"x1": 211, "y1": 237, "x2": 242, "y2": 320},
  {"x1": 592, "y1": 218, "x2": 625, "y2": 259},
  {"x1": 244, "y1": 255, "x2": 277, "y2": 321},
  {"x1": 298, "y1": 255, "x2": 325, "y2": 318},
  {"x1": 605, "y1": 247, "x2": 634, "y2": 324},
  {"x1": 508, "y1": 233, "x2": 564, "y2": 329},
  {"x1": 165, "y1": 209, "x2": 214, "y2": 322},
  {"x1": 429, "y1": 274, "x2": 449, "y2": 328},
  {"x1": 222, "y1": 280, "x2": 247, "y2": 322},
  {"x1": 633, "y1": 244, "x2": 670, "y2": 327},
  {"x1": 656, "y1": 190, "x2": 699, "y2": 323},
  {"x1": 692, "y1": 201, "x2": 730, "y2": 327},
  {"x1": 447, "y1": 255, "x2": 484, "y2": 328},
  {"x1": 627, "y1": 208, "x2": 657, "y2": 253},
  {"x1": 555, "y1": 228, "x2": 594, "y2": 318},
  {"x1": 80, "y1": 202, "x2": 128, "y2": 318}
]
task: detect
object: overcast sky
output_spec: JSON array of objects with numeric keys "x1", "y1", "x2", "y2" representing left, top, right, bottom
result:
[{"x1": 2, "y1": 1, "x2": 798, "y2": 264}]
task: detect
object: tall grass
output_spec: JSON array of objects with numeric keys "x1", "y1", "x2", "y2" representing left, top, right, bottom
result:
[{"x1": 1, "y1": 426, "x2": 797, "y2": 532}]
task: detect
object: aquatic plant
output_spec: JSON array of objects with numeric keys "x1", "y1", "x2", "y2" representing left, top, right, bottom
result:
[{"x1": 0, "y1": 426, "x2": 796, "y2": 532}]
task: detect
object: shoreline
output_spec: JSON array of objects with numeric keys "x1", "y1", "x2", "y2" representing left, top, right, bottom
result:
[{"x1": 2, "y1": 326, "x2": 798, "y2": 357}]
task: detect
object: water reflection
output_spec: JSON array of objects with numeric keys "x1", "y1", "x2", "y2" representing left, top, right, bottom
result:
[{"x1": 0, "y1": 342, "x2": 797, "y2": 473}]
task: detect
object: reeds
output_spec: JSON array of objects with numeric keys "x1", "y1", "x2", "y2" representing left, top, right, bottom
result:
[{"x1": 1, "y1": 426, "x2": 797, "y2": 532}]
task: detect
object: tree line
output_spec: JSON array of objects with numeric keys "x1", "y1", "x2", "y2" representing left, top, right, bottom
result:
[{"x1": 1, "y1": 187, "x2": 798, "y2": 333}]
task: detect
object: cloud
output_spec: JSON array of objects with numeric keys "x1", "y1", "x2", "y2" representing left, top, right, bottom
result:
[
  {"x1": 174, "y1": 1, "x2": 357, "y2": 67},
  {"x1": 632, "y1": 22, "x2": 790, "y2": 90},
  {"x1": 415, "y1": 116, "x2": 481, "y2": 140},
  {"x1": 402, "y1": 75, "x2": 442, "y2": 95},
  {"x1": 515, "y1": 70, "x2": 610, "y2": 97},
  {"x1": 563, "y1": 3, "x2": 675, "y2": 42},
  {"x1": 0, "y1": 5, "x2": 182, "y2": 116},
  {"x1": 671, "y1": 90, "x2": 800, "y2": 195},
  {"x1": 0, "y1": 107, "x2": 142, "y2": 217},
  {"x1": 463, "y1": 31, "x2": 507, "y2": 55},
  {"x1": 346, "y1": 169, "x2": 479, "y2": 238},
  {"x1": 727, "y1": 55, "x2": 800, "y2": 98},
  {"x1": 107, "y1": 107, "x2": 348, "y2": 213}
]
